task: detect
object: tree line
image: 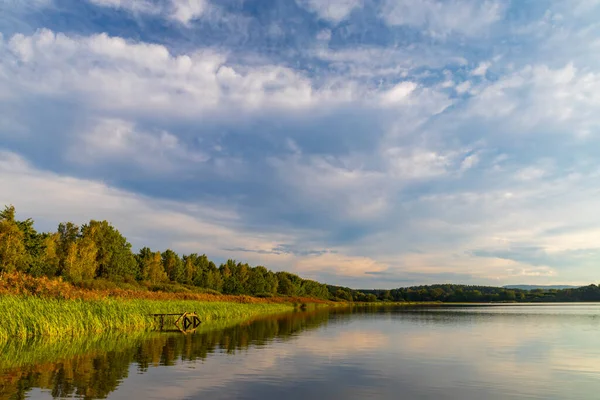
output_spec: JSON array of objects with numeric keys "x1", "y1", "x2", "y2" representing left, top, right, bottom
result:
[
  {"x1": 2, "y1": 205, "x2": 599, "y2": 302},
  {"x1": 0, "y1": 205, "x2": 329, "y2": 299},
  {"x1": 353, "y1": 284, "x2": 600, "y2": 302}
]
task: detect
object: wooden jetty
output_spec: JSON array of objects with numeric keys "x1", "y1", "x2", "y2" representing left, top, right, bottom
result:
[{"x1": 151, "y1": 312, "x2": 201, "y2": 332}]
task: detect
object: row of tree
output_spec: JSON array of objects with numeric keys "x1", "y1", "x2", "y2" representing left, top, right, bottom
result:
[
  {"x1": 355, "y1": 284, "x2": 600, "y2": 302},
  {"x1": 2, "y1": 205, "x2": 598, "y2": 302},
  {"x1": 0, "y1": 206, "x2": 329, "y2": 298}
]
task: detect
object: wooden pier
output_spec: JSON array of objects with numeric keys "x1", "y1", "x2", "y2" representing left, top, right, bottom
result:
[{"x1": 151, "y1": 312, "x2": 201, "y2": 332}]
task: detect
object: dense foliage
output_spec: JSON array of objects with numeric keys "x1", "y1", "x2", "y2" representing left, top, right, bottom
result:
[
  {"x1": 354, "y1": 284, "x2": 600, "y2": 303},
  {"x1": 1, "y1": 205, "x2": 598, "y2": 303},
  {"x1": 0, "y1": 205, "x2": 331, "y2": 299}
]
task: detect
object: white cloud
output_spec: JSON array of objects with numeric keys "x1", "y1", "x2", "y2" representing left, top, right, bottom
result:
[
  {"x1": 467, "y1": 63, "x2": 600, "y2": 136},
  {"x1": 384, "y1": 147, "x2": 454, "y2": 179},
  {"x1": 514, "y1": 166, "x2": 547, "y2": 181},
  {"x1": 0, "y1": 150, "x2": 309, "y2": 264},
  {"x1": 294, "y1": 253, "x2": 388, "y2": 278},
  {"x1": 1, "y1": 30, "x2": 357, "y2": 117},
  {"x1": 87, "y1": 0, "x2": 159, "y2": 14},
  {"x1": 269, "y1": 153, "x2": 389, "y2": 221},
  {"x1": 87, "y1": 0, "x2": 208, "y2": 23},
  {"x1": 472, "y1": 61, "x2": 492, "y2": 76},
  {"x1": 316, "y1": 29, "x2": 332, "y2": 41},
  {"x1": 460, "y1": 153, "x2": 480, "y2": 171},
  {"x1": 455, "y1": 80, "x2": 472, "y2": 94},
  {"x1": 69, "y1": 118, "x2": 209, "y2": 171},
  {"x1": 170, "y1": 0, "x2": 208, "y2": 24},
  {"x1": 380, "y1": 81, "x2": 417, "y2": 105},
  {"x1": 296, "y1": 0, "x2": 363, "y2": 23},
  {"x1": 381, "y1": 0, "x2": 504, "y2": 37}
]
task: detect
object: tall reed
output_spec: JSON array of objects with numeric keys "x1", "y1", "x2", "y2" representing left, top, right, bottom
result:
[{"x1": 0, "y1": 295, "x2": 294, "y2": 343}]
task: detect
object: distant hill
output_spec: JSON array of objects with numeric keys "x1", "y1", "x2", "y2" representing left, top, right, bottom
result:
[{"x1": 503, "y1": 285, "x2": 580, "y2": 291}]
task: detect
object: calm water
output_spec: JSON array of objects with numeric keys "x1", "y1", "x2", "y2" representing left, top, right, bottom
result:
[{"x1": 2, "y1": 304, "x2": 600, "y2": 399}]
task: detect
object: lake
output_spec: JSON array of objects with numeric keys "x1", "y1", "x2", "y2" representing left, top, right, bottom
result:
[{"x1": 2, "y1": 304, "x2": 600, "y2": 399}]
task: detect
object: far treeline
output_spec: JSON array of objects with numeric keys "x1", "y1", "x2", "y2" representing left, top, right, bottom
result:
[{"x1": 1, "y1": 205, "x2": 600, "y2": 303}]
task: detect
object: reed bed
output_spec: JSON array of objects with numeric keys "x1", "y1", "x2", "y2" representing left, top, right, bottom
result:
[{"x1": 0, "y1": 295, "x2": 294, "y2": 343}]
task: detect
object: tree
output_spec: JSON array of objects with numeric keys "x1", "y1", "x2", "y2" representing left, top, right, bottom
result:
[
  {"x1": 76, "y1": 233, "x2": 98, "y2": 281},
  {"x1": 147, "y1": 251, "x2": 168, "y2": 284},
  {"x1": 334, "y1": 288, "x2": 353, "y2": 301},
  {"x1": 57, "y1": 222, "x2": 79, "y2": 276},
  {"x1": 276, "y1": 272, "x2": 295, "y2": 296},
  {"x1": 81, "y1": 220, "x2": 137, "y2": 280},
  {"x1": 15, "y1": 217, "x2": 44, "y2": 274},
  {"x1": 136, "y1": 247, "x2": 154, "y2": 281},
  {"x1": 182, "y1": 254, "x2": 197, "y2": 285},
  {"x1": 202, "y1": 261, "x2": 223, "y2": 292},
  {"x1": 246, "y1": 266, "x2": 268, "y2": 295},
  {"x1": 62, "y1": 234, "x2": 97, "y2": 282},
  {"x1": 62, "y1": 241, "x2": 78, "y2": 280},
  {"x1": 162, "y1": 249, "x2": 184, "y2": 283},
  {"x1": 219, "y1": 260, "x2": 235, "y2": 279},
  {"x1": 39, "y1": 233, "x2": 61, "y2": 277},
  {"x1": 0, "y1": 205, "x2": 27, "y2": 273}
]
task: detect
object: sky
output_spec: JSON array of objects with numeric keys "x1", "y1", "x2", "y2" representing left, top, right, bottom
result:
[{"x1": 1, "y1": 0, "x2": 600, "y2": 289}]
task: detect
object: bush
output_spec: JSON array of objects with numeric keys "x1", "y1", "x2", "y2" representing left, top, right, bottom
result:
[{"x1": 254, "y1": 292, "x2": 274, "y2": 298}]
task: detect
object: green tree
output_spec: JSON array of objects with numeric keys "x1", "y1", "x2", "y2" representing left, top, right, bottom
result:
[
  {"x1": 63, "y1": 233, "x2": 97, "y2": 282},
  {"x1": 135, "y1": 247, "x2": 154, "y2": 281},
  {"x1": 246, "y1": 266, "x2": 268, "y2": 295},
  {"x1": 162, "y1": 249, "x2": 184, "y2": 283},
  {"x1": 57, "y1": 222, "x2": 79, "y2": 276},
  {"x1": 147, "y1": 251, "x2": 168, "y2": 284},
  {"x1": 39, "y1": 233, "x2": 61, "y2": 277},
  {"x1": 276, "y1": 272, "x2": 295, "y2": 296},
  {"x1": 81, "y1": 220, "x2": 137, "y2": 281},
  {"x1": 0, "y1": 205, "x2": 27, "y2": 273},
  {"x1": 182, "y1": 254, "x2": 197, "y2": 285}
]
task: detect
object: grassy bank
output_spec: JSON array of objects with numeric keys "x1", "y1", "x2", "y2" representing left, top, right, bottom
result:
[{"x1": 0, "y1": 295, "x2": 296, "y2": 343}]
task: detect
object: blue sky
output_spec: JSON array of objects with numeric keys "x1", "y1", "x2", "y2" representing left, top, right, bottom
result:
[{"x1": 2, "y1": 0, "x2": 600, "y2": 288}]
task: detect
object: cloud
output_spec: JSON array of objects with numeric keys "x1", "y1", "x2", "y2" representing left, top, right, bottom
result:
[
  {"x1": 472, "y1": 61, "x2": 491, "y2": 76},
  {"x1": 294, "y1": 253, "x2": 389, "y2": 278},
  {"x1": 4, "y1": 0, "x2": 600, "y2": 288},
  {"x1": 87, "y1": 0, "x2": 208, "y2": 24},
  {"x1": 69, "y1": 118, "x2": 209, "y2": 172},
  {"x1": 466, "y1": 63, "x2": 600, "y2": 137},
  {"x1": 380, "y1": 81, "x2": 417, "y2": 105},
  {"x1": 170, "y1": 0, "x2": 208, "y2": 24},
  {"x1": 0, "y1": 150, "x2": 255, "y2": 255},
  {"x1": 296, "y1": 0, "x2": 364, "y2": 23},
  {"x1": 1, "y1": 29, "x2": 358, "y2": 118},
  {"x1": 87, "y1": 0, "x2": 159, "y2": 14},
  {"x1": 380, "y1": 0, "x2": 504, "y2": 37},
  {"x1": 460, "y1": 153, "x2": 480, "y2": 171}
]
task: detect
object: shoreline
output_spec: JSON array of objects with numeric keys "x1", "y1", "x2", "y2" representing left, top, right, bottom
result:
[{"x1": 0, "y1": 295, "x2": 311, "y2": 344}]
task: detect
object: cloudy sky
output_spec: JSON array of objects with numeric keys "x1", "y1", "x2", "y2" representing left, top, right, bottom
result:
[{"x1": 2, "y1": 0, "x2": 600, "y2": 288}]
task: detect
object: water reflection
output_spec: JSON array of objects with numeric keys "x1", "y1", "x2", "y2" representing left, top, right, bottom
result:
[
  {"x1": 0, "y1": 309, "x2": 341, "y2": 400},
  {"x1": 2, "y1": 305, "x2": 600, "y2": 400}
]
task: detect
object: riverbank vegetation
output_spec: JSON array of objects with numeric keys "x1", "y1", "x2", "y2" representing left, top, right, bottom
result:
[
  {"x1": 2, "y1": 205, "x2": 599, "y2": 304},
  {"x1": 354, "y1": 284, "x2": 600, "y2": 303},
  {"x1": 0, "y1": 205, "x2": 336, "y2": 299},
  {"x1": 0, "y1": 294, "x2": 295, "y2": 342}
]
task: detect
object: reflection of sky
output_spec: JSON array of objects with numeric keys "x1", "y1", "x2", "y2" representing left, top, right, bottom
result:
[{"x1": 31, "y1": 305, "x2": 598, "y2": 400}]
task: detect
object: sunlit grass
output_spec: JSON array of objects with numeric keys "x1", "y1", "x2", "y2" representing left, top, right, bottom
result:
[{"x1": 0, "y1": 295, "x2": 294, "y2": 343}]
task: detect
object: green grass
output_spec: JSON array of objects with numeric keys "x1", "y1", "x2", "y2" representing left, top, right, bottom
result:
[{"x1": 0, "y1": 295, "x2": 294, "y2": 343}]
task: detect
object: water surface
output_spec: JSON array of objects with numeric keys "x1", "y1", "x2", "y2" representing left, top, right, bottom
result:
[{"x1": 2, "y1": 304, "x2": 600, "y2": 399}]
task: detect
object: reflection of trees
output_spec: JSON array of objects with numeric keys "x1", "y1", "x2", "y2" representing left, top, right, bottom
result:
[{"x1": 1, "y1": 308, "x2": 349, "y2": 399}]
